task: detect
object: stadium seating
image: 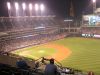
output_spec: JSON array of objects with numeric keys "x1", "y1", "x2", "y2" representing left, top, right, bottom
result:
[
  {"x1": 0, "y1": 57, "x2": 84, "y2": 75},
  {"x1": 81, "y1": 27, "x2": 100, "y2": 35},
  {"x1": 0, "y1": 26, "x2": 68, "y2": 53},
  {"x1": 0, "y1": 17, "x2": 62, "y2": 32},
  {"x1": 0, "y1": 17, "x2": 84, "y2": 75}
]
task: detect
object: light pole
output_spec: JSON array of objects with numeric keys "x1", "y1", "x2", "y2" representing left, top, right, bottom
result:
[
  {"x1": 35, "y1": 4, "x2": 39, "y2": 16},
  {"x1": 15, "y1": 2, "x2": 19, "y2": 17},
  {"x1": 92, "y1": 0, "x2": 96, "y2": 14},
  {"x1": 22, "y1": 3, "x2": 26, "y2": 16},
  {"x1": 7, "y1": 2, "x2": 11, "y2": 17},
  {"x1": 29, "y1": 3, "x2": 32, "y2": 16},
  {"x1": 40, "y1": 4, "x2": 45, "y2": 16}
]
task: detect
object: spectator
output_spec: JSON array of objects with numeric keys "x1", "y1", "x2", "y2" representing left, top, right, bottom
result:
[
  {"x1": 88, "y1": 71, "x2": 94, "y2": 75},
  {"x1": 16, "y1": 58, "x2": 30, "y2": 70},
  {"x1": 44, "y1": 58, "x2": 59, "y2": 75}
]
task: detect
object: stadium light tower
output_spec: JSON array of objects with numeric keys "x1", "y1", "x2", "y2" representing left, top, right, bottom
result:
[
  {"x1": 35, "y1": 4, "x2": 39, "y2": 16},
  {"x1": 40, "y1": 4, "x2": 45, "y2": 16},
  {"x1": 29, "y1": 3, "x2": 32, "y2": 10},
  {"x1": 40, "y1": 4, "x2": 45, "y2": 12},
  {"x1": 29, "y1": 3, "x2": 32, "y2": 16},
  {"x1": 35, "y1": 4, "x2": 39, "y2": 11},
  {"x1": 93, "y1": 0, "x2": 96, "y2": 3},
  {"x1": 15, "y1": 2, "x2": 19, "y2": 10},
  {"x1": 22, "y1": 3, "x2": 26, "y2": 16},
  {"x1": 7, "y1": 2, "x2": 11, "y2": 17},
  {"x1": 7, "y1": 2, "x2": 11, "y2": 10},
  {"x1": 15, "y1": 2, "x2": 19, "y2": 16},
  {"x1": 92, "y1": 0, "x2": 96, "y2": 14},
  {"x1": 22, "y1": 3, "x2": 26, "y2": 10}
]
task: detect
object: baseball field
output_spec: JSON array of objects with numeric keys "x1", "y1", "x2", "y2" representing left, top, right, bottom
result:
[{"x1": 11, "y1": 37, "x2": 100, "y2": 75}]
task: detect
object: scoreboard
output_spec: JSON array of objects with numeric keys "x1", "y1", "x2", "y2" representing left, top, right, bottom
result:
[{"x1": 83, "y1": 15, "x2": 100, "y2": 26}]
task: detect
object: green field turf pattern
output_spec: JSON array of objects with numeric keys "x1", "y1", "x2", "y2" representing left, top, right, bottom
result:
[
  {"x1": 52, "y1": 37, "x2": 100, "y2": 75},
  {"x1": 13, "y1": 37, "x2": 100, "y2": 75},
  {"x1": 12, "y1": 46, "x2": 57, "y2": 59}
]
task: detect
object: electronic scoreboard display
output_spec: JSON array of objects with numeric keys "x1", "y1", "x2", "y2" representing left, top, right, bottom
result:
[{"x1": 83, "y1": 15, "x2": 100, "y2": 26}]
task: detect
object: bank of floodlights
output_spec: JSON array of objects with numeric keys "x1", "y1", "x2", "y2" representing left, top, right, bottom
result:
[
  {"x1": 93, "y1": 0, "x2": 96, "y2": 3},
  {"x1": 40, "y1": 4, "x2": 45, "y2": 12},
  {"x1": 29, "y1": 3, "x2": 32, "y2": 11},
  {"x1": 92, "y1": 0, "x2": 96, "y2": 14},
  {"x1": 7, "y1": 2, "x2": 11, "y2": 10},
  {"x1": 6, "y1": 2, "x2": 45, "y2": 16},
  {"x1": 35, "y1": 4, "x2": 39, "y2": 11},
  {"x1": 22, "y1": 3, "x2": 26, "y2": 10},
  {"x1": 15, "y1": 2, "x2": 19, "y2": 10}
]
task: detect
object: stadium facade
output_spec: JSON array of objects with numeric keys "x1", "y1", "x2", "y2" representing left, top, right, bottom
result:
[{"x1": 82, "y1": 7, "x2": 100, "y2": 38}]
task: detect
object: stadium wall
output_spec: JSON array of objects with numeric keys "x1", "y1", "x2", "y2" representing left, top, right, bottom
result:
[{"x1": 0, "y1": 54, "x2": 35, "y2": 68}]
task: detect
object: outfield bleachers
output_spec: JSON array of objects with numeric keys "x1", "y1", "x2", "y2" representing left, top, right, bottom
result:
[{"x1": 81, "y1": 27, "x2": 100, "y2": 35}]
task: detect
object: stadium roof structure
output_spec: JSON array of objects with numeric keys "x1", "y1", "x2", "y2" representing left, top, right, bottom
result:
[
  {"x1": 64, "y1": 19, "x2": 73, "y2": 22},
  {"x1": 0, "y1": 15, "x2": 56, "y2": 18}
]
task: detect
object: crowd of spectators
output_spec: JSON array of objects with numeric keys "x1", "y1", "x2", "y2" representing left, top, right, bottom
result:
[
  {"x1": 0, "y1": 31, "x2": 68, "y2": 54},
  {"x1": 0, "y1": 56, "x2": 83, "y2": 75},
  {"x1": 0, "y1": 17, "x2": 61, "y2": 32},
  {"x1": 0, "y1": 16, "x2": 67, "y2": 53},
  {"x1": 81, "y1": 27, "x2": 100, "y2": 35},
  {"x1": 0, "y1": 17, "x2": 95, "y2": 75},
  {"x1": 0, "y1": 17, "x2": 68, "y2": 54}
]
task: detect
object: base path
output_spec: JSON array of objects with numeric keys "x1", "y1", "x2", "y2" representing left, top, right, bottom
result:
[{"x1": 44, "y1": 43, "x2": 72, "y2": 61}]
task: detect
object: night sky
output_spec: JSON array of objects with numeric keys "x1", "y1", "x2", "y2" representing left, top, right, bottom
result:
[{"x1": 0, "y1": 0, "x2": 100, "y2": 19}]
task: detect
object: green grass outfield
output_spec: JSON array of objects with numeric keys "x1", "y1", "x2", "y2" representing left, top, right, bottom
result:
[{"x1": 12, "y1": 37, "x2": 100, "y2": 75}]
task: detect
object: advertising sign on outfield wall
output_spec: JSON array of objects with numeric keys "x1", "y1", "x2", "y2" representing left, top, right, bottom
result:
[
  {"x1": 82, "y1": 34, "x2": 100, "y2": 38},
  {"x1": 83, "y1": 15, "x2": 100, "y2": 26}
]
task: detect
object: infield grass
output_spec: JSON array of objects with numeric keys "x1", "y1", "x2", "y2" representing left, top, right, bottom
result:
[{"x1": 12, "y1": 46, "x2": 57, "y2": 59}]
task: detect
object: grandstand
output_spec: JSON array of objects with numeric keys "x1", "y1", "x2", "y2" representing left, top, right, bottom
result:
[
  {"x1": 0, "y1": 16, "x2": 82, "y2": 53},
  {"x1": 0, "y1": 15, "x2": 100, "y2": 75},
  {"x1": 2, "y1": 14, "x2": 100, "y2": 75},
  {"x1": 0, "y1": 16, "x2": 84, "y2": 75},
  {"x1": 0, "y1": 1, "x2": 100, "y2": 75},
  {"x1": 0, "y1": 16, "x2": 60, "y2": 32},
  {"x1": 0, "y1": 16, "x2": 67, "y2": 53},
  {"x1": 81, "y1": 14, "x2": 100, "y2": 38}
]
